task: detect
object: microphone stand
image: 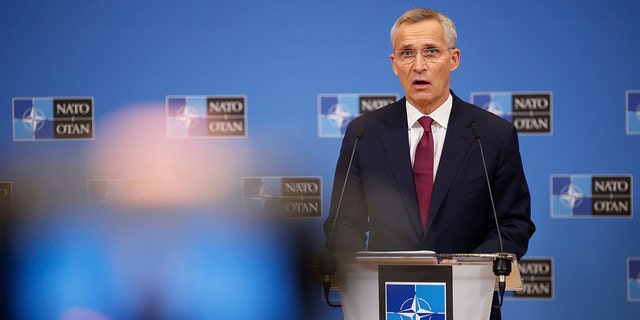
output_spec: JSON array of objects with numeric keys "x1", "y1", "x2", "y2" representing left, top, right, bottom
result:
[
  {"x1": 471, "y1": 123, "x2": 512, "y2": 309},
  {"x1": 318, "y1": 125, "x2": 366, "y2": 308}
]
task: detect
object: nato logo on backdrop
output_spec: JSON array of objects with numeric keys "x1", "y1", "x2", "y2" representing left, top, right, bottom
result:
[
  {"x1": 13, "y1": 97, "x2": 94, "y2": 141},
  {"x1": 87, "y1": 179, "x2": 166, "y2": 205},
  {"x1": 507, "y1": 258, "x2": 554, "y2": 299},
  {"x1": 0, "y1": 182, "x2": 11, "y2": 204},
  {"x1": 470, "y1": 92, "x2": 552, "y2": 134},
  {"x1": 629, "y1": 258, "x2": 640, "y2": 301},
  {"x1": 627, "y1": 90, "x2": 640, "y2": 134},
  {"x1": 166, "y1": 95, "x2": 247, "y2": 138},
  {"x1": 318, "y1": 93, "x2": 397, "y2": 137},
  {"x1": 551, "y1": 174, "x2": 632, "y2": 218},
  {"x1": 242, "y1": 176, "x2": 322, "y2": 218}
]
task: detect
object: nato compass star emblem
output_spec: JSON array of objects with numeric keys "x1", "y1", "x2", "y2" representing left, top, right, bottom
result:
[
  {"x1": 87, "y1": 180, "x2": 122, "y2": 206},
  {"x1": 393, "y1": 293, "x2": 437, "y2": 320},
  {"x1": 95, "y1": 186, "x2": 116, "y2": 205},
  {"x1": 327, "y1": 103, "x2": 352, "y2": 130},
  {"x1": 249, "y1": 184, "x2": 274, "y2": 208},
  {"x1": 175, "y1": 105, "x2": 200, "y2": 128},
  {"x1": 21, "y1": 107, "x2": 46, "y2": 132},
  {"x1": 559, "y1": 183, "x2": 584, "y2": 209},
  {"x1": 483, "y1": 101, "x2": 505, "y2": 117}
]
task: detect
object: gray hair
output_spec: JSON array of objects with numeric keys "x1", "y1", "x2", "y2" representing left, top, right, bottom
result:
[{"x1": 390, "y1": 8, "x2": 458, "y2": 50}]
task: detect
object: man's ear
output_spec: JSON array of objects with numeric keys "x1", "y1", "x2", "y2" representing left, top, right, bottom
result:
[
  {"x1": 390, "y1": 54, "x2": 399, "y2": 76},
  {"x1": 449, "y1": 48, "x2": 461, "y2": 72}
]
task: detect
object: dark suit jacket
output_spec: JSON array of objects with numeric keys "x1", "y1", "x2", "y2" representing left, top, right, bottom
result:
[{"x1": 324, "y1": 92, "x2": 535, "y2": 259}]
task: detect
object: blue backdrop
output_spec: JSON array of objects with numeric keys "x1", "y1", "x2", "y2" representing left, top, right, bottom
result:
[{"x1": 2, "y1": 0, "x2": 639, "y2": 319}]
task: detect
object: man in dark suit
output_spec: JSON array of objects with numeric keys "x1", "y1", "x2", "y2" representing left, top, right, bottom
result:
[
  {"x1": 323, "y1": 8, "x2": 535, "y2": 319},
  {"x1": 323, "y1": 8, "x2": 535, "y2": 314}
]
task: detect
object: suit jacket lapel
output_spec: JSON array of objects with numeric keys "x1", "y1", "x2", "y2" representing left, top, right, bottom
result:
[
  {"x1": 379, "y1": 99, "x2": 423, "y2": 235},
  {"x1": 424, "y1": 94, "x2": 476, "y2": 236}
]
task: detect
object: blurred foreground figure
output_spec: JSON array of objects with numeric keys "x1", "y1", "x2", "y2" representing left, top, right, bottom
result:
[
  {"x1": 9, "y1": 205, "x2": 304, "y2": 320},
  {"x1": 5, "y1": 105, "x2": 304, "y2": 319}
]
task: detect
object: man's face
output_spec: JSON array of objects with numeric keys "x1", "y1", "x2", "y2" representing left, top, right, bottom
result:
[{"x1": 390, "y1": 20, "x2": 460, "y2": 113}]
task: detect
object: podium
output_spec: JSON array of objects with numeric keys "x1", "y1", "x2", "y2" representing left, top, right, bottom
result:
[{"x1": 333, "y1": 252, "x2": 522, "y2": 320}]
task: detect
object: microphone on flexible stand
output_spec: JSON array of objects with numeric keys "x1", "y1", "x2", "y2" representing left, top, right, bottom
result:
[
  {"x1": 470, "y1": 123, "x2": 512, "y2": 309},
  {"x1": 316, "y1": 251, "x2": 339, "y2": 307},
  {"x1": 317, "y1": 125, "x2": 367, "y2": 308}
]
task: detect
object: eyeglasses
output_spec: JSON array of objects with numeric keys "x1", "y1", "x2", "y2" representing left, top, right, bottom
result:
[{"x1": 395, "y1": 47, "x2": 454, "y2": 64}]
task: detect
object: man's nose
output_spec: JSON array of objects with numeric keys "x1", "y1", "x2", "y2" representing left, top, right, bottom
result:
[{"x1": 413, "y1": 54, "x2": 429, "y2": 72}]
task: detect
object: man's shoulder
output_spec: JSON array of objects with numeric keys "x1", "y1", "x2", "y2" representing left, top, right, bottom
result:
[
  {"x1": 348, "y1": 98, "x2": 405, "y2": 126},
  {"x1": 365, "y1": 98, "x2": 405, "y2": 116}
]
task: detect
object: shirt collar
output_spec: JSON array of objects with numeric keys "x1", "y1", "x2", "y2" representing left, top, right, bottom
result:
[{"x1": 406, "y1": 93, "x2": 453, "y2": 129}]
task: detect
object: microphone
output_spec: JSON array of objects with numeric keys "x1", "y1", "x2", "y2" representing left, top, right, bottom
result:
[
  {"x1": 470, "y1": 123, "x2": 512, "y2": 309},
  {"x1": 318, "y1": 124, "x2": 367, "y2": 308}
]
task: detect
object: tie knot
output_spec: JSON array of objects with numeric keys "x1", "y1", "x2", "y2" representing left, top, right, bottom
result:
[{"x1": 418, "y1": 116, "x2": 433, "y2": 132}]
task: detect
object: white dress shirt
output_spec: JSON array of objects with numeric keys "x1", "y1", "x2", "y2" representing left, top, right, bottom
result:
[{"x1": 406, "y1": 94, "x2": 453, "y2": 182}]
